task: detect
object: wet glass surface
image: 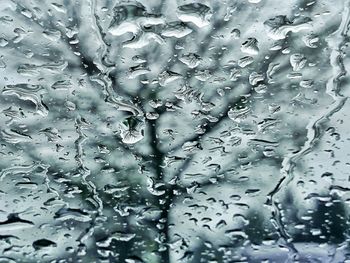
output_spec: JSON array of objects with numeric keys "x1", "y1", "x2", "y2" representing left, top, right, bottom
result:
[{"x1": 1, "y1": 0, "x2": 350, "y2": 262}]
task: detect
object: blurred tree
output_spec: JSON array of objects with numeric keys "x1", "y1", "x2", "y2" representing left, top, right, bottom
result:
[{"x1": 0, "y1": 0, "x2": 349, "y2": 262}]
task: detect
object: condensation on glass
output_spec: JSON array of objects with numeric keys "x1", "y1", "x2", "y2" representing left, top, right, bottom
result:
[{"x1": 0, "y1": 0, "x2": 350, "y2": 262}]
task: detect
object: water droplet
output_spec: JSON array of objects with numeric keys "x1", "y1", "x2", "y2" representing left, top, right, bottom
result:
[
  {"x1": 290, "y1": 53, "x2": 307, "y2": 71},
  {"x1": 177, "y1": 3, "x2": 212, "y2": 28},
  {"x1": 241, "y1": 38, "x2": 259, "y2": 55},
  {"x1": 161, "y1": 22, "x2": 193, "y2": 38},
  {"x1": 119, "y1": 116, "x2": 145, "y2": 144}
]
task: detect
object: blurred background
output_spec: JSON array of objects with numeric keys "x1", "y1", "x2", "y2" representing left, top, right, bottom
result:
[{"x1": 0, "y1": 0, "x2": 350, "y2": 262}]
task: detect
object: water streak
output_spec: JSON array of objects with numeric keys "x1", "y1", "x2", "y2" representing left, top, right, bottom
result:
[{"x1": 266, "y1": 0, "x2": 350, "y2": 260}]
